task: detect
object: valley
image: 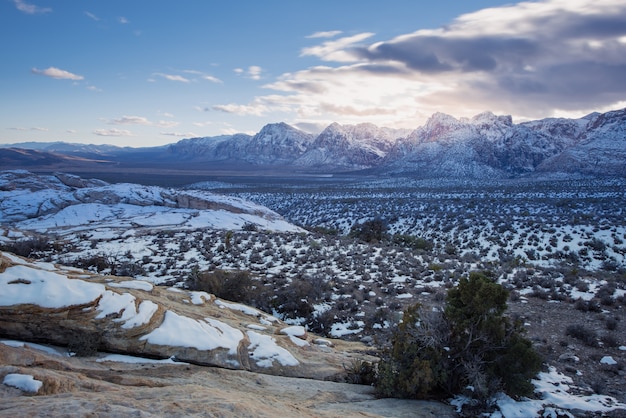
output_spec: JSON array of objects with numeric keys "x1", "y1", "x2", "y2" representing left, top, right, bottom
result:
[{"x1": 1, "y1": 170, "x2": 625, "y2": 416}]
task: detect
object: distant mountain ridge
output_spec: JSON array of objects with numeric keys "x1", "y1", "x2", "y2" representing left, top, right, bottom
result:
[{"x1": 2, "y1": 108, "x2": 625, "y2": 178}]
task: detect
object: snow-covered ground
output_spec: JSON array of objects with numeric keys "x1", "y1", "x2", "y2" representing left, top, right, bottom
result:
[{"x1": 1, "y1": 172, "x2": 625, "y2": 416}]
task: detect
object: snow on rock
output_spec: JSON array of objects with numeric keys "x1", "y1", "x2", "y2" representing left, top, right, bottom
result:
[
  {"x1": 0, "y1": 251, "x2": 376, "y2": 380},
  {"x1": 247, "y1": 331, "x2": 299, "y2": 367},
  {"x1": 108, "y1": 280, "x2": 154, "y2": 292},
  {"x1": 3, "y1": 373, "x2": 43, "y2": 393},
  {"x1": 454, "y1": 366, "x2": 626, "y2": 417},
  {"x1": 600, "y1": 356, "x2": 617, "y2": 365},
  {"x1": 0, "y1": 170, "x2": 303, "y2": 234},
  {"x1": 96, "y1": 353, "x2": 187, "y2": 365},
  {"x1": 280, "y1": 325, "x2": 307, "y2": 339},
  {"x1": 189, "y1": 291, "x2": 211, "y2": 305},
  {"x1": 140, "y1": 311, "x2": 243, "y2": 354},
  {"x1": 0, "y1": 265, "x2": 105, "y2": 308}
]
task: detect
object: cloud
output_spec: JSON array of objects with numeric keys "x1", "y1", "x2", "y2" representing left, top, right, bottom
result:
[
  {"x1": 301, "y1": 32, "x2": 375, "y2": 62},
  {"x1": 234, "y1": 66, "x2": 263, "y2": 80},
  {"x1": 160, "y1": 131, "x2": 198, "y2": 137},
  {"x1": 118, "y1": 16, "x2": 129, "y2": 24},
  {"x1": 212, "y1": 103, "x2": 269, "y2": 116},
  {"x1": 32, "y1": 67, "x2": 84, "y2": 81},
  {"x1": 8, "y1": 126, "x2": 48, "y2": 131},
  {"x1": 306, "y1": 30, "x2": 343, "y2": 39},
  {"x1": 202, "y1": 74, "x2": 222, "y2": 83},
  {"x1": 183, "y1": 69, "x2": 222, "y2": 83},
  {"x1": 93, "y1": 128, "x2": 135, "y2": 137},
  {"x1": 155, "y1": 73, "x2": 190, "y2": 83},
  {"x1": 85, "y1": 11, "x2": 99, "y2": 21},
  {"x1": 217, "y1": 0, "x2": 626, "y2": 127},
  {"x1": 108, "y1": 115, "x2": 151, "y2": 125},
  {"x1": 13, "y1": 0, "x2": 51, "y2": 14}
]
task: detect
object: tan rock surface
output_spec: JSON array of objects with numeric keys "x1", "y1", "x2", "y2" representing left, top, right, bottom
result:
[{"x1": 0, "y1": 343, "x2": 457, "y2": 417}]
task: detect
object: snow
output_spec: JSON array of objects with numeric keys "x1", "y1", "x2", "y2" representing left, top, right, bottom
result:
[
  {"x1": 280, "y1": 326, "x2": 306, "y2": 338},
  {"x1": 330, "y1": 321, "x2": 364, "y2": 337},
  {"x1": 453, "y1": 366, "x2": 626, "y2": 417},
  {"x1": 140, "y1": 311, "x2": 243, "y2": 354},
  {"x1": 0, "y1": 265, "x2": 105, "y2": 308},
  {"x1": 3, "y1": 373, "x2": 43, "y2": 393},
  {"x1": 120, "y1": 300, "x2": 158, "y2": 329},
  {"x1": 215, "y1": 299, "x2": 277, "y2": 322},
  {"x1": 95, "y1": 291, "x2": 136, "y2": 319},
  {"x1": 247, "y1": 331, "x2": 299, "y2": 367},
  {"x1": 189, "y1": 291, "x2": 211, "y2": 305},
  {"x1": 600, "y1": 356, "x2": 617, "y2": 365},
  {"x1": 0, "y1": 339, "x2": 65, "y2": 356},
  {"x1": 108, "y1": 280, "x2": 154, "y2": 292},
  {"x1": 96, "y1": 354, "x2": 187, "y2": 365}
]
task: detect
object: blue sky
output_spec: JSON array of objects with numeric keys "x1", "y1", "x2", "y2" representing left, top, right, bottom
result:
[{"x1": 1, "y1": 0, "x2": 625, "y2": 147}]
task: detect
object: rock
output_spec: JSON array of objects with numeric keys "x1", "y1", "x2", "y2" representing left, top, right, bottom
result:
[
  {"x1": 558, "y1": 352, "x2": 580, "y2": 363},
  {"x1": 0, "y1": 252, "x2": 372, "y2": 380},
  {"x1": 0, "y1": 342, "x2": 457, "y2": 417}
]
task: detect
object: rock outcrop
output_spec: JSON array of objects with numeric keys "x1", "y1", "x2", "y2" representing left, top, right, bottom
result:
[{"x1": 0, "y1": 252, "x2": 367, "y2": 380}]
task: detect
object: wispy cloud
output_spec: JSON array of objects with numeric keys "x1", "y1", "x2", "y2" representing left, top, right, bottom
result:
[
  {"x1": 155, "y1": 73, "x2": 191, "y2": 83},
  {"x1": 93, "y1": 128, "x2": 135, "y2": 137},
  {"x1": 84, "y1": 11, "x2": 99, "y2": 21},
  {"x1": 212, "y1": 102, "x2": 268, "y2": 116},
  {"x1": 118, "y1": 16, "x2": 129, "y2": 24},
  {"x1": 306, "y1": 30, "x2": 342, "y2": 39},
  {"x1": 13, "y1": 0, "x2": 51, "y2": 14},
  {"x1": 32, "y1": 67, "x2": 84, "y2": 81},
  {"x1": 234, "y1": 66, "x2": 263, "y2": 80},
  {"x1": 107, "y1": 115, "x2": 179, "y2": 130},
  {"x1": 160, "y1": 131, "x2": 198, "y2": 137},
  {"x1": 108, "y1": 115, "x2": 151, "y2": 125},
  {"x1": 300, "y1": 32, "x2": 375, "y2": 62},
  {"x1": 7, "y1": 126, "x2": 48, "y2": 131},
  {"x1": 183, "y1": 70, "x2": 222, "y2": 83},
  {"x1": 217, "y1": 0, "x2": 626, "y2": 127}
]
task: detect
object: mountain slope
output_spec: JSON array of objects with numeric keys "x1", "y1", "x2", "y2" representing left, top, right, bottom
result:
[{"x1": 3, "y1": 108, "x2": 625, "y2": 178}]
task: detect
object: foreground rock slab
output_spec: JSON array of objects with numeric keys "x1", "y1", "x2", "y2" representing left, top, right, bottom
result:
[{"x1": 0, "y1": 342, "x2": 456, "y2": 417}]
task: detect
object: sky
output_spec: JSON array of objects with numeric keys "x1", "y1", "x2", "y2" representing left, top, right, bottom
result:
[{"x1": 1, "y1": 0, "x2": 626, "y2": 147}]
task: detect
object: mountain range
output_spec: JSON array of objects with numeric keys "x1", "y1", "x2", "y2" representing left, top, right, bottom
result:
[{"x1": 2, "y1": 108, "x2": 625, "y2": 178}]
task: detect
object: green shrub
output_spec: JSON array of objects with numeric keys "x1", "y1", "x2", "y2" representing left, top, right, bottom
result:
[
  {"x1": 376, "y1": 272, "x2": 542, "y2": 405},
  {"x1": 349, "y1": 218, "x2": 388, "y2": 243}
]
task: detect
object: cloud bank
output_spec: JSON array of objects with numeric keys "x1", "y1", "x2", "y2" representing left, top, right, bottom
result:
[{"x1": 216, "y1": 0, "x2": 626, "y2": 127}]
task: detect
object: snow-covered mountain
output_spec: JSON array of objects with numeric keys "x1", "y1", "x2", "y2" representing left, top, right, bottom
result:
[{"x1": 3, "y1": 108, "x2": 625, "y2": 178}]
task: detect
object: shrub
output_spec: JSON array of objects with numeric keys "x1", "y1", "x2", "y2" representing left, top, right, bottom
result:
[
  {"x1": 349, "y1": 218, "x2": 388, "y2": 243},
  {"x1": 343, "y1": 359, "x2": 377, "y2": 385},
  {"x1": 188, "y1": 269, "x2": 257, "y2": 305},
  {"x1": 376, "y1": 272, "x2": 542, "y2": 405},
  {"x1": 2, "y1": 236, "x2": 51, "y2": 258},
  {"x1": 565, "y1": 324, "x2": 598, "y2": 347},
  {"x1": 68, "y1": 330, "x2": 101, "y2": 357}
]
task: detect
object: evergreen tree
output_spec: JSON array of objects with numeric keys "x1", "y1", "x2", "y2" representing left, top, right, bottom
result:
[{"x1": 376, "y1": 272, "x2": 542, "y2": 405}]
